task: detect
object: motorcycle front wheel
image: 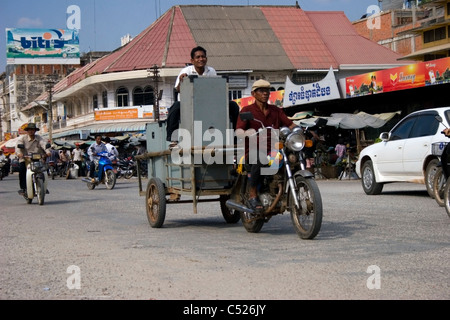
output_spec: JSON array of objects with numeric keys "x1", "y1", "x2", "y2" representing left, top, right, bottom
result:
[
  {"x1": 124, "y1": 168, "x2": 134, "y2": 179},
  {"x1": 443, "y1": 176, "x2": 450, "y2": 218},
  {"x1": 105, "y1": 169, "x2": 116, "y2": 190},
  {"x1": 433, "y1": 167, "x2": 446, "y2": 207},
  {"x1": 289, "y1": 175, "x2": 322, "y2": 239},
  {"x1": 36, "y1": 178, "x2": 45, "y2": 205}
]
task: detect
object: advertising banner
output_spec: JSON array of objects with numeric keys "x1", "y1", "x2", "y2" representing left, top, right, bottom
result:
[
  {"x1": 6, "y1": 28, "x2": 80, "y2": 65},
  {"x1": 283, "y1": 67, "x2": 341, "y2": 107},
  {"x1": 234, "y1": 90, "x2": 285, "y2": 110},
  {"x1": 95, "y1": 106, "x2": 168, "y2": 121},
  {"x1": 345, "y1": 57, "x2": 450, "y2": 98}
]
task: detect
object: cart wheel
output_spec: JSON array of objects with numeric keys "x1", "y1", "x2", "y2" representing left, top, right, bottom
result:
[
  {"x1": 219, "y1": 195, "x2": 240, "y2": 223},
  {"x1": 146, "y1": 177, "x2": 166, "y2": 228}
]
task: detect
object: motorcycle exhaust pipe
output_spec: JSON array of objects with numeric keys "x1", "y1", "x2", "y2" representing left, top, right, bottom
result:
[
  {"x1": 81, "y1": 177, "x2": 94, "y2": 183},
  {"x1": 225, "y1": 199, "x2": 255, "y2": 214}
]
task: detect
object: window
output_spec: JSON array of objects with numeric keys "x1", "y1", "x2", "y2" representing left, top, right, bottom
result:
[
  {"x1": 390, "y1": 116, "x2": 417, "y2": 140},
  {"x1": 93, "y1": 94, "x2": 98, "y2": 109},
  {"x1": 229, "y1": 90, "x2": 242, "y2": 101},
  {"x1": 291, "y1": 73, "x2": 326, "y2": 85},
  {"x1": 133, "y1": 86, "x2": 154, "y2": 106},
  {"x1": 424, "y1": 27, "x2": 447, "y2": 44},
  {"x1": 102, "y1": 91, "x2": 108, "y2": 108},
  {"x1": 410, "y1": 113, "x2": 439, "y2": 138},
  {"x1": 116, "y1": 87, "x2": 129, "y2": 107}
]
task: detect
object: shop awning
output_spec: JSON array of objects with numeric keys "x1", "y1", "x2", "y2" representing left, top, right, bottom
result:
[
  {"x1": 293, "y1": 111, "x2": 401, "y2": 129},
  {"x1": 49, "y1": 121, "x2": 149, "y2": 139}
]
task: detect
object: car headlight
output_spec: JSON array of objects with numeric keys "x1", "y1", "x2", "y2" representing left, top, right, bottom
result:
[{"x1": 286, "y1": 132, "x2": 305, "y2": 151}]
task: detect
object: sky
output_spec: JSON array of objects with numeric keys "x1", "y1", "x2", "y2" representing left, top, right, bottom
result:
[{"x1": 0, "y1": 0, "x2": 380, "y2": 72}]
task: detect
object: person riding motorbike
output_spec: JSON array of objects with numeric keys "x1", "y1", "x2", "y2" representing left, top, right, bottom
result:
[
  {"x1": 87, "y1": 134, "x2": 107, "y2": 183},
  {"x1": 104, "y1": 137, "x2": 119, "y2": 162},
  {"x1": 15, "y1": 123, "x2": 51, "y2": 196},
  {"x1": 235, "y1": 79, "x2": 298, "y2": 213}
]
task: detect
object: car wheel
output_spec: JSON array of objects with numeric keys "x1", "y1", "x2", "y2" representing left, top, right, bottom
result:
[
  {"x1": 425, "y1": 159, "x2": 439, "y2": 199},
  {"x1": 361, "y1": 160, "x2": 384, "y2": 195}
]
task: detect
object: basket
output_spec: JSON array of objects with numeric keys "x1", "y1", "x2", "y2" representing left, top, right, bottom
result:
[{"x1": 431, "y1": 142, "x2": 448, "y2": 156}]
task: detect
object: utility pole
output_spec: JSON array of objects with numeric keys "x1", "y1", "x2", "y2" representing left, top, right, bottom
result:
[
  {"x1": 149, "y1": 65, "x2": 161, "y2": 122},
  {"x1": 44, "y1": 74, "x2": 57, "y2": 143}
]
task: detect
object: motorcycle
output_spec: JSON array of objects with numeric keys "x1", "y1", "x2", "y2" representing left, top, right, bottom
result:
[
  {"x1": 225, "y1": 112, "x2": 323, "y2": 239},
  {"x1": 47, "y1": 160, "x2": 57, "y2": 180},
  {"x1": 81, "y1": 151, "x2": 116, "y2": 190},
  {"x1": 114, "y1": 157, "x2": 135, "y2": 179},
  {"x1": 432, "y1": 116, "x2": 450, "y2": 217},
  {"x1": 17, "y1": 144, "x2": 48, "y2": 205},
  {"x1": 0, "y1": 159, "x2": 7, "y2": 180}
]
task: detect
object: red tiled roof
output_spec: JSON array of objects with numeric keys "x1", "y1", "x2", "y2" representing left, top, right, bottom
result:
[
  {"x1": 305, "y1": 11, "x2": 408, "y2": 65},
  {"x1": 57, "y1": 5, "x2": 407, "y2": 91},
  {"x1": 261, "y1": 7, "x2": 338, "y2": 70}
]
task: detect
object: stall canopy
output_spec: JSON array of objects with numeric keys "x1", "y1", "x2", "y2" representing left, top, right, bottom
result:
[{"x1": 291, "y1": 111, "x2": 401, "y2": 129}]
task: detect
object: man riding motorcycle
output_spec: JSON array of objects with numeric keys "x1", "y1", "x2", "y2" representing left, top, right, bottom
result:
[
  {"x1": 235, "y1": 80, "x2": 298, "y2": 213},
  {"x1": 15, "y1": 123, "x2": 51, "y2": 196}
]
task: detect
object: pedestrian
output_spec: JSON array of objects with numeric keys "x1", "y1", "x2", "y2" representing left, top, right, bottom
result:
[
  {"x1": 335, "y1": 138, "x2": 347, "y2": 166},
  {"x1": 72, "y1": 143, "x2": 84, "y2": 177}
]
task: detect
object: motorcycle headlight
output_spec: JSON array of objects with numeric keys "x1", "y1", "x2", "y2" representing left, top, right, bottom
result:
[
  {"x1": 292, "y1": 126, "x2": 303, "y2": 135},
  {"x1": 286, "y1": 132, "x2": 305, "y2": 151},
  {"x1": 279, "y1": 127, "x2": 291, "y2": 140}
]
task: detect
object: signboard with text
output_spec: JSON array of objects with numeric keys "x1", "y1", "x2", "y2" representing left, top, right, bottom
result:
[
  {"x1": 345, "y1": 57, "x2": 450, "y2": 98},
  {"x1": 283, "y1": 67, "x2": 341, "y2": 107},
  {"x1": 6, "y1": 28, "x2": 80, "y2": 65}
]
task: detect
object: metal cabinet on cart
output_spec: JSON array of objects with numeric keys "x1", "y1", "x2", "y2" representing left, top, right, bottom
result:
[{"x1": 145, "y1": 76, "x2": 235, "y2": 192}]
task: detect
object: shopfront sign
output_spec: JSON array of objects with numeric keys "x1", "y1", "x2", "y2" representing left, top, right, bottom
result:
[
  {"x1": 345, "y1": 57, "x2": 450, "y2": 98},
  {"x1": 283, "y1": 67, "x2": 341, "y2": 107}
]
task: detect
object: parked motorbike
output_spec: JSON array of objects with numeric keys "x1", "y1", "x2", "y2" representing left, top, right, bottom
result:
[
  {"x1": 114, "y1": 157, "x2": 135, "y2": 179},
  {"x1": 17, "y1": 144, "x2": 48, "y2": 205},
  {"x1": 0, "y1": 159, "x2": 7, "y2": 180},
  {"x1": 225, "y1": 112, "x2": 323, "y2": 239},
  {"x1": 81, "y1": 151, "x2": 116, "y2": 190}
]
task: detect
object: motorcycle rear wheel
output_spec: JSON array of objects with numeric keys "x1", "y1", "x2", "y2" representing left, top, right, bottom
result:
[
  {"x1": 219, "y1": 195, "x2": 241, "y2": 223},
  {"x1": 240, "y1": 211, "x2": 264, "y2": 233},
  {"x1": 290, "y1": 175, "x2": 322, "y2": 239},
  {"x1": 36, "y1": 178, "x2": 45, "y2": 205}
]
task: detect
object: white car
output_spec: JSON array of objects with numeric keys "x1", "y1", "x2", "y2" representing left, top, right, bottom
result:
[{"x1": 356, "y1": 107, "x2": 450, "y2": 196}]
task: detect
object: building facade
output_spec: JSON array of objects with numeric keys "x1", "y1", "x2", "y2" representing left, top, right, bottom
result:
[{"x1": 1, "y1": 5, "x2": 409, "y2": 143}]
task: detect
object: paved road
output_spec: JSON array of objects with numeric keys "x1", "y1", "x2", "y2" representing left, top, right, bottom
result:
[{"x1": 0, "y1": 173, "x2": 448, "y2": 301}]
